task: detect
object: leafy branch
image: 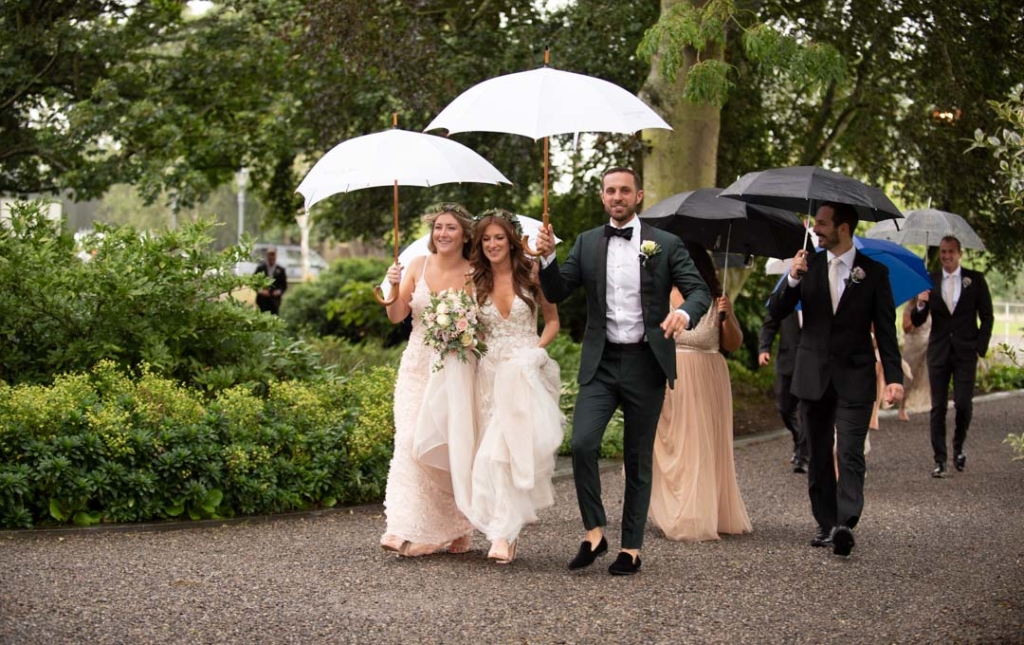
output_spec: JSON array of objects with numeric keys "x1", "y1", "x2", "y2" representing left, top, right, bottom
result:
[{"x1": 637, "y1": 0, "x2": 845, "y2": 107}]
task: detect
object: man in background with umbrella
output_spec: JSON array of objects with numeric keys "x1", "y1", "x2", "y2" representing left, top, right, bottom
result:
[
  {"x1": 770, "y1": 202, "x2": 904, "y2": 557},
  {"x1": 534, "y1": 167, "x2": 711, "y2": 575},
  {"x1": 911, "y1": 235, "x2": 994, "y2": 478}
]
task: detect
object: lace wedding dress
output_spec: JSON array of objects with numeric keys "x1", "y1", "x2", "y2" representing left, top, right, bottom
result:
[{"x1": 466, "y1": 294, "x2": 564, "y2": 543}]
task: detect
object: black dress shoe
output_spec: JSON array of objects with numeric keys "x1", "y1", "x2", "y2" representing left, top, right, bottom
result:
[
  {"x1": 608, "y1": 552, "x2": 641, "y2": 575},
  {"x1": 793, "y1": 458, "x2": 808, "y2": 474},
  {"x1": 831, "y1": 526, "x2": 855, "y2": 557},
  {"x1": 810, "y1": 526, "x2": 833, "y2": 547},
  {"x1": 954, "y1": 453, "x2": 966, "y2": 472},
  {"x1": 568, "y1": 537, "x2": 608, "y2": 570},
  {"x1": 932, "y1": 462, "x2": 947, "y2": 478}
]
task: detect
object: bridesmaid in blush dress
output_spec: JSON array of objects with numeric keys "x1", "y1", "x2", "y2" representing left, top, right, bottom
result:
[
  {"x1": 378, "y1": 204, "x2": 476, "y2": 557},
  {"x1": 649, "y1": 242, "x2": 752, "y2": 541}
]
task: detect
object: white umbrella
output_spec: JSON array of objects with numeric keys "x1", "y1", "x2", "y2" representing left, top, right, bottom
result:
[
  {"x1": 425, "y1": 51, "x2": 671, "y2": 252},
  {"x1": 864, "y1": 208, "x2": 985, "y2": 250},
  {"x1": 424, "y1": 66, "x2": 672, "y2": 141},
  {"x1": 379, "y1": 214, "x2": 562, "y2": 299},
  {"x1": 295, "y1": 120, "x2": 512, "y2": 304}
]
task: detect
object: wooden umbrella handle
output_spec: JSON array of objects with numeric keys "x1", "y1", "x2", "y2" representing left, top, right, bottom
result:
[
  {"x1": 523, "y1": 136, "x2": 550, "y2": 257},
  {"x1": 374, "y1": 179, "x2": 400, "y2": 305}
]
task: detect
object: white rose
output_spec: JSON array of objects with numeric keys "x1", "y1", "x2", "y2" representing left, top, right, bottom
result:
[
  {"x1": 460, "y1": 332, "x2": 475, "y2": 347},
  {"x1": 435, "y1": 302, "x2": 449, "y2": 315},
  {"x1": 436, "y1": 313, "x2": 451, "y2": 328}
]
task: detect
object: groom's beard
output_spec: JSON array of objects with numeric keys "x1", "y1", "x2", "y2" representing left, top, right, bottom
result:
[{"x1": 606, "y1": 202, "x2": 638, "y2": 224}]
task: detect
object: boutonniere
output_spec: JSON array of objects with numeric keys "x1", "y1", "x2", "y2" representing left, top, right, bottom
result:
[
  {"x1": 962, "y1": 276, "x2": 972, "y2": 289},
  {"x1": 639, "y1": 240, "x2": 661, "y2": 268},
  {"x1": 845, "y1": 266, "x2": 866, "y2": 286}
]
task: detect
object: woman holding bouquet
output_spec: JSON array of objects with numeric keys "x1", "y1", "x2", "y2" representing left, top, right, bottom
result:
[
  {"x1": 379, "y1": 203, "x2": 476, "y2": 557},
  {"x1": 466, "y1": 209, "x2": 563, "y2": 564}
]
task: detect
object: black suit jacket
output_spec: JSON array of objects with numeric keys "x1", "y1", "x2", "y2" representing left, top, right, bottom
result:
[
  {"x1": 768, "y1": 250, "x2": 902, "y2": 403},
  {"x1": 539, "y1": 222, "x2": 711, "y2": 388},
  {"x1": 758, "y1": 310, "x2": 801, "y2": 377},
  {"x1": 254, "y1": 262, "x2": 288, "y2": 305},
  {"x1": 910, "y1": 267, "x2": 994, "y2": 365}
]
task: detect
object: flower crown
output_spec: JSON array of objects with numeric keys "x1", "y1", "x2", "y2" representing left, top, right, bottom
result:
[
  {"x1": 423, "y1": 201, "x2": 473, "y2": 222},
  {"x1": 474, "y1": 208, "x2": 524, "y2": 238}
]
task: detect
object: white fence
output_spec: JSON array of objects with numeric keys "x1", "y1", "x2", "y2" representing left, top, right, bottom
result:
[{"x1": 994, "y1": 300, "x2": 1024, "y2": 354}]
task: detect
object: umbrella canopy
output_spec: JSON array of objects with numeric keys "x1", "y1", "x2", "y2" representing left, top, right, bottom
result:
[
  {"x1": 425, "y1": 66, "x2": 671, "y2": 141},
  {"x1": 379, "y1": 214, "x2": 562, "y2": 299},
  {"x1": 296, "y1": 125, "x2": 512, "y2": 304},
  {"x1": 640, "y1": 188, "x2": 809, "y2": 259},
  {"x1": 769, "y1": 236, "x2": 930, "y2": 307},
  {"x1": 296, "y1": 128, "x2": 512, "y2": 210},
  {"x1": 720, "y1": 166, "x2": 904, "y2": 222},
  {"x1": 864, "y1": 208, "x2": 985, "y2": 250}
]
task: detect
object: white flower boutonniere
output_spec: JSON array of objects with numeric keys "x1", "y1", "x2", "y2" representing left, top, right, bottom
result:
[
  {"x1": 639, "y1": 240, "x2": 662, "y2": 268},
  {"x1": 962, "y1": 276, "x2": 972, "y2": 289},
  {"x1": 846, "y1": 266, "x2": 866, "y2": 286}
]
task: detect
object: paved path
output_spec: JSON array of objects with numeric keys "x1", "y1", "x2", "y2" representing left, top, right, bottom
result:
[{"x1": 2, "y1": 394, "x2": 1023, "y2": 644}]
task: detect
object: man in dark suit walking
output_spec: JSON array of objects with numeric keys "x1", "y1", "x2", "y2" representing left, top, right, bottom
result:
[
  {"x1": 769, "y1": 202, "x2": 904, "y2": 557},
  {"x1": 910, "y1": 235, "x2": 993, "y2": 477},
  {"x1": 254, "y1": 246, "x2": 288, "y2": 315},
  {"x1": 759, "y1": 310, "x2": 807, "y2": 472},
  {"x1": 534, "y1": 167, "x2": 710, "y2": 575}
]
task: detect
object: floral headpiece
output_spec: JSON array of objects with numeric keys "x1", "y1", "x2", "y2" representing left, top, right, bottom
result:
[
  {"x1": 423, "y1": 201, "x2": 474, "y2": 222},
  {"x1": 474, "y1": 208, "x2": 524, "y2": 238}
]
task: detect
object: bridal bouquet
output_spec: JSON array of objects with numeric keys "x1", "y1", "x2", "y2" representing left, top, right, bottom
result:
[{"x1": 421, "y1": 288, "x2": 487, "y2": 372}]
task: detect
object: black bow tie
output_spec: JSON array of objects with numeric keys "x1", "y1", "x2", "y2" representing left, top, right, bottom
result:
[{"x1": 604, "y1": 225, "x2": 633, "y2": 240}]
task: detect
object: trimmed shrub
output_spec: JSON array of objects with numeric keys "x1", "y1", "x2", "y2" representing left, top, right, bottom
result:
[
  {"x1": 0, "y1": 362, "x2": 395, "y2": 528},
  {"x1": 281, "y1": 257, "x2": 402, "y2": 344},
  {"x1": 0, "y1": 201, "x2": 329, "y2": 391}
]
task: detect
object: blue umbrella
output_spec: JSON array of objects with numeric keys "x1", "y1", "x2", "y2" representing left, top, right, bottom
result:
[{"x1": 769, "y1": 236, "x2": 930, "y2": 308}]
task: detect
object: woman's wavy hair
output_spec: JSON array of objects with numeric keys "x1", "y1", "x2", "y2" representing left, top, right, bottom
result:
[
  {"x1": 684, "y1": 240, "x2": 723, "y2": 298},
  {"x1": 422, "y1": 202, "x2": 474, "y2": 259},
  {"x1": 470, "y1": 209, "x2": 538, "y2": 314}
]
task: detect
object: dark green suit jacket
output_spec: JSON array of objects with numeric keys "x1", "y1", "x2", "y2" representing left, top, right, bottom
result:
[{"x1": 539, "y1": 222, "x2": 711, "y2": 387}]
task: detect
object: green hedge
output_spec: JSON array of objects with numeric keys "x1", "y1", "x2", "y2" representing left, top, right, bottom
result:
[{"x1": 0, "y1": 361, "x2": 395, "y2": 528}]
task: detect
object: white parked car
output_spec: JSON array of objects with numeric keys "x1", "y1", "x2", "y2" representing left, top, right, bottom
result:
[{"x1": 235, "y1": 243, "x2": 328, "y2": 281}]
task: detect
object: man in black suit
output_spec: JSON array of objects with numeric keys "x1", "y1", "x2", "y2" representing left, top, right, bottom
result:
[
  {"x1": 769, "y1": 202, "x2": 904, "y2": 557},
  {"x1": 910, "y1": 235, "x2": 993, "y2": 477},
  {"x1": 534, "y1": 167, "x2": 711, "y2": 575},
  {"x1": 254, "y1": 247, "x2": 288, "y2": 315},
  {"x1": 758, "y1": 310, "x2": 807, "y2": 472}
]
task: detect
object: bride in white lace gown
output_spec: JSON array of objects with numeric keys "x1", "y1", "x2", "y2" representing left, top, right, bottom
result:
[
  {"x1": 379, "y1": 205, "x2": 476, "y2": 557},
  {"x1": 466, "y1": 210, "x2": 564, "y2": 564}
]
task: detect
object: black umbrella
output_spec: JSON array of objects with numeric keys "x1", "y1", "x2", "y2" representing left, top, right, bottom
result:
[
  {"x1": 641, "y1": 187, "x2": 810, "y2": 262},
  {"x1": 719, "y1": 166, "x2": 904, "y2": 222}
]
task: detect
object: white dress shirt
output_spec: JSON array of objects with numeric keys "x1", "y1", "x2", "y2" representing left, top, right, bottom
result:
[
  {"x1": 787, "y1": 246, "x2": 856, "y2": 302},
  {"x1": 942, "y1": 267, "x2": 962, "y2": 311},
  {"x1": 605, "y1": 216, "x2": 644, "y2": 343}
]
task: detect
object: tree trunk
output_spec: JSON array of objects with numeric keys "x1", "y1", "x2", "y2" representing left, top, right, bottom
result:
[{"x1": 639, "y1": 0, "x2": 723, "y2": 208}]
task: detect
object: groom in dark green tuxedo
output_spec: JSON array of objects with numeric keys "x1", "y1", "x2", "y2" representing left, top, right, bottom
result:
[{"x1": 535, "y1": 167, "x2": 711, "y2": 575}]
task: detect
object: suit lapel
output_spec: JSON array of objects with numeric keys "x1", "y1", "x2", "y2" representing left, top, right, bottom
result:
[
  {"x1": 595, "y1": 229, "x2": 608, "y2": 316},
  {"x1": 639, "y1": 224, "x2": 654, "y2": 319}
]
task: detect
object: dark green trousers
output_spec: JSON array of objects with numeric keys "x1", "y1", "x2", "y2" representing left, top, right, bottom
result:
[{"x1": 571, "y1": 343, "x2": 666, "y2": 549}]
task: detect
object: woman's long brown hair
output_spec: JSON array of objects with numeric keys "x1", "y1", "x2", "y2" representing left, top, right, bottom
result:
[{"x1": 470, "y1": 212, "x2": 538, "y2": 314}]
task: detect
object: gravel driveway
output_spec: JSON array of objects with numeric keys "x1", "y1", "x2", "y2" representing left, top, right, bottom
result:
[{"x1": 2, "y1": 393, "x2": 1022, "y2": 644}]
